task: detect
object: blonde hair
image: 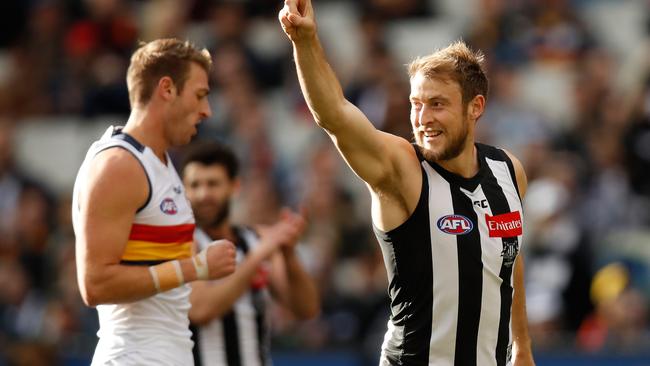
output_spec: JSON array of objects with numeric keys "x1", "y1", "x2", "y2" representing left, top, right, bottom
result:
[
  {"x1": 126, "y1": 38, "x2": 212, "y2": 107},
  {"x1": 407, "y1": 40, "x2": 488, "y2": 105}
]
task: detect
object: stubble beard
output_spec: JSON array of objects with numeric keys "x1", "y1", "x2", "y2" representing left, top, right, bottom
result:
[
  {"x1": 416, "y1": 117, "x2": 470, "y2": 163},
  {"x1": 195, "y1": 201, "x2": 231, "y2": 230}
]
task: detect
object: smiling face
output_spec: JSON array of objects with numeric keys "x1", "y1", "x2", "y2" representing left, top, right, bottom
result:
[
  {"x1": 410, "y1": 72, "x2": 473, "y2": 162},
  {"x1": 164, "y1": 62, "x2": 212, "y2": 147}
]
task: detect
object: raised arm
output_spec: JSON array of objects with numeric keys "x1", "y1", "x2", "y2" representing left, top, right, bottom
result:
[
  {"x1": 278, "y1": 0, "x2": 411, "y2": 189},
  {"x1": 75, "y1": 149, "x2": 236, "y2": 306}
]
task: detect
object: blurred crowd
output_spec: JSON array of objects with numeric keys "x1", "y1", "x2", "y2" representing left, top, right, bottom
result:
[{"x1": 1, "y1": 0, "x2": 650, "y2": 364}]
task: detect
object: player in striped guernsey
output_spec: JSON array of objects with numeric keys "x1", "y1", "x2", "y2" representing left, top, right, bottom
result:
[
  {"x1": 72, "y1": 39, "x2": 237, "y2": 365},
  {"x1": 180, "y1": 142, "x2": 320, "y2": 366},
  {"x1": 280, "y1": 1, "x2": 535, "y2": 365}
]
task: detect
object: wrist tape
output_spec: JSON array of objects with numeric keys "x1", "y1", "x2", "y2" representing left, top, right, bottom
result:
[
  {"x1": 149, "y1": 260, "x2": 184, "y2": 293},
  {"x1": 192, "y1": 248, "x2": 209, "y2": 281}
]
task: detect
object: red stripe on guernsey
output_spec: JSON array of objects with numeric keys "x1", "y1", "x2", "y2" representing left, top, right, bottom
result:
[
  {"x1": 485, "y1": 211, "x2": 522, "y2": 238},
  {"x1": 129, "y1": 223, "x2": 195, "y2": 243}
]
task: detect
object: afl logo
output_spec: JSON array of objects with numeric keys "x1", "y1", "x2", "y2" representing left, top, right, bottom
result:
[
  {"x1": 437, "y1": 214, "x2": 473, "y2": 235},
  {"x1": 160, "y1": 198, "x2": 178, "y2": 215}
]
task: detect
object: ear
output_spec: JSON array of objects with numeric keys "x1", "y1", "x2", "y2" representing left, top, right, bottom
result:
[
  {"x1": 468, "y1": 95, "x2": 486, "y2": 121},
  {"x1": 157, "y1": 76, "x2": 177, "y2": 101}
]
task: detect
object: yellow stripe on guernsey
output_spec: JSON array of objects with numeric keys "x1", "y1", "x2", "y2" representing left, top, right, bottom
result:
[{"x1": 122, "y1": 223, "x2": 194, "y2": 261}]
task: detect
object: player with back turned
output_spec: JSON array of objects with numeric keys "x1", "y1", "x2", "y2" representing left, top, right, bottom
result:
[{"x1": 279, "y1": 1, "x2": 535, "y2": 365}]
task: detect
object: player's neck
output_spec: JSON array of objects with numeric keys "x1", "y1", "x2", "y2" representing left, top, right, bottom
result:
[
  {"x1": 437, "y1": 143, "x2": 479, "y2": 179},
  {"x1": 123, "y1": 107, "x2": 168, "y2": 164}
]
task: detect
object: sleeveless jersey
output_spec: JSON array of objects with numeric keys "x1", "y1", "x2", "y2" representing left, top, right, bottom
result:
[
  {"x1": 72, "y1": 126, "x2": 195, "y2": 365},
  {"x1": 375, "y1": 143, "x2": 524, "y2": 366},
  {"x1": 191, "y1": 226, "x2": 272, "y2": 366}
]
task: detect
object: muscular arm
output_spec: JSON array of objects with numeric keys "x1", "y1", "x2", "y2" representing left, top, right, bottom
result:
[
  {"x1": 268, "y1": 246, "x2": 320, "y2": 320},
  {"x1": 281, "y1": 0, "x2": 411, "y2": 189},
  {"x1": 76, "y1": 149, "x2": 204, "y2": 306},
  {"x1": 280, "y1": 0, "x2": 421, "y2": 232}
]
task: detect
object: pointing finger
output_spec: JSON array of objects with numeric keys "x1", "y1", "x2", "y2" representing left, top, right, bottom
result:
[{"x1": 286, "y1": 0, "x2": 298, "y2": 15}]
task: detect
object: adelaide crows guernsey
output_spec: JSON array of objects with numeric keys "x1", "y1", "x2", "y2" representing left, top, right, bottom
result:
[
  {"x1": 72, "y1": 126, "x2": 195, "y2": 365},
  {"x1": 375, "y1": 143, "x2": 524, "y2": 366}
]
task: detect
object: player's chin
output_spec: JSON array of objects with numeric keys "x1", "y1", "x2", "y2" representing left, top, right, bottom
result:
[
  {"x1": 185, "y1": 128, "x2": 198, "y2": 141},
  {"x1": 422, "y1": 141, "x2": 442, "y2": 153}
]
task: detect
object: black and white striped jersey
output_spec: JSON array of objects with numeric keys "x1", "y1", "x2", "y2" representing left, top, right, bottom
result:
[
  {"x1": 375, "y1": 143, "x2": 523, "y2": 366},
  {"x1": 191, "y1": 226, "x2": 272, "y2": 366}
]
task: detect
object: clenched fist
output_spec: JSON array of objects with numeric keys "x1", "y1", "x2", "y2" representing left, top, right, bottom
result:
[{"x1": 198, "y1": 239, "x2": 237, "y2": 280}]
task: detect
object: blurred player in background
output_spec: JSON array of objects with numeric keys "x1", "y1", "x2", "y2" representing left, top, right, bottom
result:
[
  {"x1": 181, "y1": 141, "x2": 319, "y2": 365},
  {"x1": 280, "y1": 0, "x2": 535, "y2": 365},
  {"x1": 72, "y1": 38, "x2": 238, "y2": 365}
]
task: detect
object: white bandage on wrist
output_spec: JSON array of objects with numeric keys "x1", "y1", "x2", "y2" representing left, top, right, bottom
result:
[
  {"x1": 192, "y1": 249, "x2": 209, "y2": 280},
  {"x1": 172, "y1": 260, "x2": 184, "y2": 285},
  {"x1": 149, "y1": 259, "x2": 185, "y2": 293},
  {"x1": 149, "y1": 265, "x2": 161, "y2": 293}
]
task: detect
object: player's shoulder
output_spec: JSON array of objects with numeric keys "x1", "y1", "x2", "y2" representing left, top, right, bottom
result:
[
  {"x1": 379, "y1": 132, "x2": 420, "y2": 164},
  {"x1": 83, "y1": 147, "x2": 149, "y2": 206},
  {"x1": 91, "y1": 147, "x2": 145, "y2": 179}
]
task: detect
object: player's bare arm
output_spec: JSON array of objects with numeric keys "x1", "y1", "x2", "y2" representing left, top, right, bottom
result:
[
  {"x1": 189, "y1": 227, "x2": 285, "y2": 325},
  {"x1": 279, "y1": 0, "x2": 422, "y2": 230},
  {"x1": 190, "y1": 210, "x2": 317, "y2": 323},
  {"x1": 512, "y1": 256, "x2": 535, "y2": 365},
  {"x1": 77, "y1": 149, "x2": 236, "y2": 306},
  {"x1": 267, "y1": 211, "x2": 320, "y2": 319},
  {"x1": 504, "y1": 149, "x2": 534, "y2": 364}
]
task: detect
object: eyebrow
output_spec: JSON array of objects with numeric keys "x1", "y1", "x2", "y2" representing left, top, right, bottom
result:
[
  {"x1": 197, "y1": 88, "x2": 210, "y2": 96},
  {"x1": 409, "y1": 95, "x2": 450, "y2": 103}
]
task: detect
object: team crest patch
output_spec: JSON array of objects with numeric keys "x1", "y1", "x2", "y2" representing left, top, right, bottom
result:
[
  {"x1": 501, "y1": 238, "x2": 519, "y2": 267},
  {"x1": 436, "y1": 214, "x2": 473, "y2": 235},
  {"x1": 160, "y1": 198, "x2": 178, "y2": 215}
]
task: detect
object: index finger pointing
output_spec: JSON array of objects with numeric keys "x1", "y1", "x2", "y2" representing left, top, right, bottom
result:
[
  {"x1": 298, "y1": 0, "x2": 312, "y2": 15},
  {"x1": 285, "y1": 0, "x2": 298, "y2": 14}
]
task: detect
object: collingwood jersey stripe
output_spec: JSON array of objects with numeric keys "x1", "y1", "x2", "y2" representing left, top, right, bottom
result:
[
  {"x1": 377, "y1": 158, "x2": 433, "y2": 365},
  {"x1": 193, "y1": 227, "x2": 271, "y2": 366},
  {"x1": 425, "y1": 165, "x2": 457, "y2": 365},
  {"x1": 483, "y1": 152, "x2": 522, "y2": 366},
  {"x1": 223, "y1": 311, "x2": 242, "y2": 365},
  {"x1": 451, "y1": 184, "x2": 483, "y2": 366},
  {"x1": 375, "y1": 143, "x2": 523, "y2": 366},
  {"x1": 190, "y1": 324, "x2": 203, "y2": 366}
]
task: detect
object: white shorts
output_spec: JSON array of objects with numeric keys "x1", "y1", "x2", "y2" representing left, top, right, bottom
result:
[{"x1": 91, "y1": 349, "x2": 193, "y2": 366}]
